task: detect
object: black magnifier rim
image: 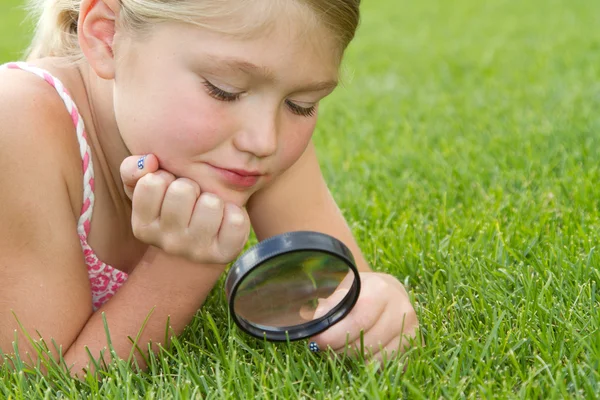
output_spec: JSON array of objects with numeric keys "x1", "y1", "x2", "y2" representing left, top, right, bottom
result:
[{"x1": 225, "y1": 231, "x2": 361, "y2": 342}]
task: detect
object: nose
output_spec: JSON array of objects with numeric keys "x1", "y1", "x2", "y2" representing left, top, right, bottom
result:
[{"x1": 233, "y1": 107, "x2": 279, "y2": 158}]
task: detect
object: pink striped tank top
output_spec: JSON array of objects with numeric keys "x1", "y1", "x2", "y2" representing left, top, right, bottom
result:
[{"x1": 1, "y1": 62, "x2": 128, "y2": 310}]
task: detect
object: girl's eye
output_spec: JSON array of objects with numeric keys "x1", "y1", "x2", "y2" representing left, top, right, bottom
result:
[
  {"x1": 203, "y1": 80, "x2": 316, "y2": 117},
  {"x1": 203, "y1": 81, "x2": 242, "y2": 102},
  {"x1": 285, "y1": 100, "x2": 316, "y2": 118}
]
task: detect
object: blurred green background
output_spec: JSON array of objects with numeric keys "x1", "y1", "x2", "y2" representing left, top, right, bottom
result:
[{"x1": 0, "y1": 0, "x2": 30, "y2": 61}]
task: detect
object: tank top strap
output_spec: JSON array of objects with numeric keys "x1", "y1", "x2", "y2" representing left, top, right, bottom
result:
[{"x1": 1, "y1": 62, "x2": 96, "y2": 239}]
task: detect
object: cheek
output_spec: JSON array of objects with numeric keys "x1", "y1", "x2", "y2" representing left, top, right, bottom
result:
[
  {"x1": 157, "y1": 99, "x2": 227, "y2": 153},
  {"x1": 278, "y1": 119, "x2": 317, "y2": 170},
  {"x1": 116, "y1": 86, "x2": 230, "y2": 159}
]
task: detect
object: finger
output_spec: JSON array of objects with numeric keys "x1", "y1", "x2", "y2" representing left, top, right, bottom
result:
[
  {"x1": 337, "y1": 270, "x2": 356, "y2": 292},
  {"x1": 340, "y1": 306, "x2": 416, "y2": 357},
  {"x1": 120, "y1": 154, "x2": 160, "y2": 199},
  {"x1": 132, "y1": 170, "x2": 176, "y2": 227},
  {"x1": 188, "y1": 192, "x2": 225, "y2": 248},
  {"x1": 368, "y1": 328, "x2": 417, "y2": 364},
  {"x1": 160, "y1": 178, "x2": 200, "y2": 232},
  {"x1": 312, "y1": 288, "x2": 350, "y2": 320},
  {"x1": 215, "y1": 203, "x2": 249, "y2": 261},
  {"x1": 311, "y1": 279, "x2": 387, "y2": 351},
  {"x1": 334, "y1": 275, "x2": 418, "y2": 357},
  {"x1": 309, "y1": 270, "x2": 356, "y2": 320}
]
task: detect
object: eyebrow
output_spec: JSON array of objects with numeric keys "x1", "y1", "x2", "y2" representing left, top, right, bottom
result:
[
  {"x1": 220, "y1": 57, "x2": 276, "y2": 80},
  {"x1": 207, "y1": 56, "x2": 339, "y2": 92}
]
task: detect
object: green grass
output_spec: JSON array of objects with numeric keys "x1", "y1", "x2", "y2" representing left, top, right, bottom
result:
[
  {"x1": 2, "y1": 0, "x2": 600, "y2": 398},
  {"x1": 0, "y1": 0, "x2": 30, "y2": 61}
]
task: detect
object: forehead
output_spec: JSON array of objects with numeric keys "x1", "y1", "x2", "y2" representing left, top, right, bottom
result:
[{"x1": 135, "y1": 4, "x2": 342, "y2": 86}]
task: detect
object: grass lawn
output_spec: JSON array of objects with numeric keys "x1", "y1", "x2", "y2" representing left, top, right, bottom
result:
[{"x1": 2, "y1": 0, "x2": 600, "y2": 398}]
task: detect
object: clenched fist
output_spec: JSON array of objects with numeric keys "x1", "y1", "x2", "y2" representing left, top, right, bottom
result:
[{"x1": 120, "y1": 154, "x2": 250, "y2": 264}]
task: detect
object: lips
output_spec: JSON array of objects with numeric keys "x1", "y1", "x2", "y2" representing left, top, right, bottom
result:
[
  {"x1": 207, "y1": 163, "x2": 264, "y2": 189},
  {"x1": 224, "y1": 168, "x2": 263, "y2": 177}
]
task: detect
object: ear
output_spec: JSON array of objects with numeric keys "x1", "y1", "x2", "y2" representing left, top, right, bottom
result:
[{"x1": 78, "y1": 0, "x2": 120, "y2": 79}]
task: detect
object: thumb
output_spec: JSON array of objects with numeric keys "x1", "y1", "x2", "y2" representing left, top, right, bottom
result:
[
  {"x1": 120, "y1": 154, "x2": 160, "y2": 199},
  {"x1": 313, "y1": 289, "x2": 350, "y2": 320},
  {"x1": 309, "y1": 288, "x2": 350, "y2": 349}
]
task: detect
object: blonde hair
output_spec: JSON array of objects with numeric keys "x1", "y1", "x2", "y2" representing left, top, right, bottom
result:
[{"x1": 26, "y1": 0, "x2": 360, "y2": 61}]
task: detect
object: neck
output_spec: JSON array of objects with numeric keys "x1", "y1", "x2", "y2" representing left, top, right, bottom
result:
[{"x1": 75, "y1": 62, "x2": 133, "y2": 214}]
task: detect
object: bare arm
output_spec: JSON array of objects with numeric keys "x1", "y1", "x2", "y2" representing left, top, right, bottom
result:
[
  {"x1": 63, "y1": 248, "x2": 223, "y2": 374},
  {"x1": 0, "y1": 73, "x2": 93, "y2": 366},
  {"x1": 0, "y1": 72, "x2": 223, "y2": 376}
]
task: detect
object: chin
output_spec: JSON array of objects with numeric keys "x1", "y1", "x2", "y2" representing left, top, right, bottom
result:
[{"x1": 222, "y1": 191, "x2": 252, "y2": 208}]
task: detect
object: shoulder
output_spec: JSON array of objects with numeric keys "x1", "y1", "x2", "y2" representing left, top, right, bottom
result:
[
  {"x1": 0, "y1": 65, "x2": 76, "y2": 143},
  {"x1": 0, "y1": 65, "x2": 83, "y2": 217}
]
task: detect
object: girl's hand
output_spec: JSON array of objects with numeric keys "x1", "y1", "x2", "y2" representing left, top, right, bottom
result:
[
  {"x1": 310, "y1": 272, "x2": 418, "y2": 363},
  {"x1": 119, "y1": 155, "x2": 250, "y2": 264}
]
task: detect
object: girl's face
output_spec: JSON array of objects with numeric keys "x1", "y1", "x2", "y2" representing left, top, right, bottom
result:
[{"x1": 112, "y1": 14, "x2": 341, "y2": 207}]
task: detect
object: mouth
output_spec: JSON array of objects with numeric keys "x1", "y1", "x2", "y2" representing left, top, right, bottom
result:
[
  {"x1": 223, "y1": 167, "x2": 263, "y2": 177},
  {"x1": 206, "y1": 163, "x2": 265, "y2": 189}
]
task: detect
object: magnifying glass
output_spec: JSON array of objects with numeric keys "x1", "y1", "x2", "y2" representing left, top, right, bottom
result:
[{"x1": 224, "y1": 231, "x2": 361, "y2": 342}]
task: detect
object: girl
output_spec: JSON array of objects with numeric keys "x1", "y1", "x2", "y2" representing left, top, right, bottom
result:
[{"x1": 0, "y1": 0, "x2": 418, "y2": 375}]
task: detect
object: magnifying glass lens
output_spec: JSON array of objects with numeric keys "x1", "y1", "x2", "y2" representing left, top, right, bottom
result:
[
  {"x1": 233, "y1": 251, "x2": 353, "y2": 328},
  {"x1": 225, "y1": 231, "x2": 361, "y2": 341}
]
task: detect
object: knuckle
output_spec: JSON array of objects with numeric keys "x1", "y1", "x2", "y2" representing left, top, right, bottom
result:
[
  {"x1": 357, "y1": 278, "x2": 389, "y2": 305},
  {"x1": 368, "y1": 275, "x2": 390, "y2": 293},
  {"x1": 198, "y1": 193, "x2": 223, "y2": 211},
  {"x1": 137, "y1": 173, "x2": 162, "y2": 190},
  {"x1": 160, "y1": 235, "x2": 183, "y2": 255},
  {"x1": 358, "y1": 287, "x2": 380, "y2": 308},
  {"x1": 132, "y1": 227, "x2": 145, "y2": 241},
  {"x1": 168, "y1": 179, "x2": 198, "y2": 198},
  {"x1": 132, "y1": 221, "x2": 151, "y2": 241}
]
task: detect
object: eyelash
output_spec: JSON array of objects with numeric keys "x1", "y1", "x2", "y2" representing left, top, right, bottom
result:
[
  {"x1": 285, "y1": 100, "x2": 316, "y2": 118},
  {"x1": 203, "y1": 81, "x2": 241, "y2": 102},
  {"x1": 203, "y1": 80, "x2": 316, "y2": 118}
]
